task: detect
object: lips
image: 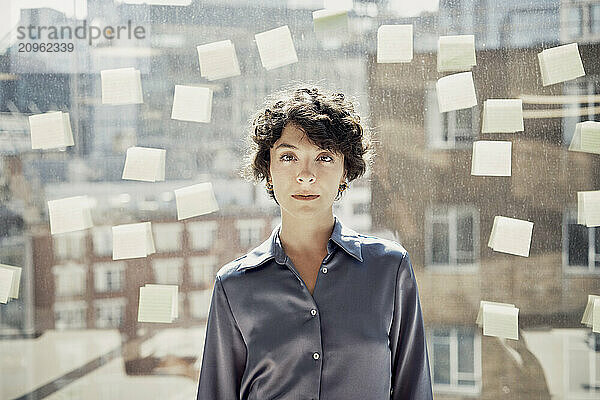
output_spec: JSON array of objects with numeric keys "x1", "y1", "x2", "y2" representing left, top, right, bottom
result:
[{"x1": 292, "y1": 194, "x2": 320, "y2": 200}]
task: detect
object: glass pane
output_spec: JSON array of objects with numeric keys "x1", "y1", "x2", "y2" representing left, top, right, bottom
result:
[
  {"x1": 592, "y1": 5, "x2": 600, "y2": 34},
  {"x1": 457, "y1": 330, "x2": 475, "y2": 374},
  {"x1": 456, "y1": 213, "x2": 474, "y2": 263},
  {"x1": 432, "y1": 221, "x2": 450, "y2": 264},
  {"x1": 433, "y1": 343, "x2": 451, "y2": 385},
  {"x1": 568, "y1": 350, "x2": 589, "y2": 392},
  {"x1": 568, "y1": 224, "x2": 589, "y2": 266}
]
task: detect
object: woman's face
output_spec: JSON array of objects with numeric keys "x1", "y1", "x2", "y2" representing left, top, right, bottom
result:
[{"x1": 269, "y1": 124, "x2": 345, "y2": 218}]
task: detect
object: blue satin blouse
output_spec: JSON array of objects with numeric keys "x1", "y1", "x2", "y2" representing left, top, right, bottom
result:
[{"x1": 196, "y1": 215, "x2": 433, "y2": 399}]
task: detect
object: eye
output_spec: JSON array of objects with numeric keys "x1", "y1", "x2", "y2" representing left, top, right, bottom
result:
[
  {"x1": 318, "y1": 154, "x2": 334, "y2": 163},
  {"x1": 280, "y1": 154, "x2": 295, "y2": 162}
]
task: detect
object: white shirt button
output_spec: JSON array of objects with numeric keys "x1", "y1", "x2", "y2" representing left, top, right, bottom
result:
[
  {"x1": 310, "y1": 309, "x2": 317, "y2": 316},
  {"x1": 312, "y1": 352, "x2": 320, "y2": 360},
  {"x1": 321, "y1": 267, "x2": 328, "y2": 274}
]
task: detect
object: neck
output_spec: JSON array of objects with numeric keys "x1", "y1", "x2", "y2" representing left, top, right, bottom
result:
[{"x1": 278, "y1": 209, "x2": 335, "y2": 257}]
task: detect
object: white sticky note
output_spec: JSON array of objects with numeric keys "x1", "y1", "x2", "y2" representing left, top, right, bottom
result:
[
  {"x1": 137, "y1": 285, "x2": 176, "y2": 323},
  {"x1": 174, "y1": 182, "x2": 219, "y2": 220},
  {"x1": 481, "y1": 99, "x2": 524, "y2": 133},
  {"x1": 436, "y1": 71, "x2": 477, "y2": 113},
  {"x1": 538, "y1": 43, "x2": 585, "y2": 86},
  {"x1": 483, "y1": 303, "x2": 519, "y2": 340},
  {"x1": 471, "y1": 140, "x2": 512, "y2": 177},
  {"x1": 569, "y1": 121, "x2": 600, "y2": 154},
  {"x1": 29, "y1": 111, "x2": 75, "y2": 150},
  {"x1": 112, "y1": 222, "x2": 155, "y2": 260},
  {"x1": 0, "y1": 268, "x2": 14, "y2": 304},
  {"x1": 48, "y1": 196, "x2": 93, "y2": 235},
  {"x1": 101, "y1": 67, "x2": 143, "y2": 105},
  {"x1": 171, "y1": 85, "x2": 213, "y2": 123},
  {"x1": 476, "y1": 300, "x2": 516, "y2": 326},
  {"x1": 578, "y1": 190, "x2": 600, "y2": 227},
  {"x1": 376, "y1": 25, "x2": 413, "y2": 63},
  {"x1": 255, "y1": 25, "x2": 298, "y2": 70},
  {"x1": 145, "y1": 284, "x2": 178, "y2": 319},
  {"x1": 594, "y1": 299, "x2": 600, "y2": 333},
  {"x1": 581, "y1": 294, "x2": 600, "y2": 327},
  {"x1": 437, "y1": 35, "x2": 477, "y2": 72},
  {"x1": 0, "y1": 264, "x2": 21, "y2": 299},
  {"x1": 122, "y1": 146, "x2": 166, "y2": 182},
  {"x1": 488, "y1": 216, "x2": 534, "y2": 257},
  {"x1": 312, "y1": 9, "x2": 348, "y2": 33},
  {"x1": 197, "y1": 40, "x2": 241, "y2": 81}
]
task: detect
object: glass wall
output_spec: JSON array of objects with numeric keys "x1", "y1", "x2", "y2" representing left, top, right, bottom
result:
[{"x1": 0, "y1": 0, "x2": 599, "y2": 398}]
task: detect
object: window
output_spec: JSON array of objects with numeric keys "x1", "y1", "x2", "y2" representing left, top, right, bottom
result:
[
  {"x1": 425, "y1": 206, "x2": 479, "y2": 269},
  {"x1": 152, "y1": 223, "x2": 183, "y2": 253},
  {"x1": 563, "y1": 76, "x2": 600, "y2": 146},
  {"x1": 236, "y1": 218, "x2": 266, "y2": 248},
  {"x1": 428, "y1": 327, "x2": 481, "y2": 395},
  {"x1": 593, "y1": 4, "x2": 600, "y2": 34},
  {"x1": 188, "y1": 290, "x2": 213, "y2": 320},
  {"x1": 92, "y1": 226, "x2": 112, "y2": 256},
  {"x1": 54, "y1": 301, "x2": 87, "y2": 330},
  {"x1": 53, "y1": 231, "x2": 86, "y2": 260},
  {"x1": 566, "y1": 332, "x2": 600, "y2": 396},
  {"x1": 53, "y1": 264, "x2": 86, "y2": 297},
  {"x1": 189, "y1": 256, "x2": 218, "y2": 287},
  {"x1": 564, "y1": 6, "x2": 584, "y2": 39},
  {"x1": 563, "y1": 210, "x2": 600, "y2": 273},
  {"x1": 152, "y1": 258, "x2": 183, "y2": 285},
  {"x1": 425, "y1": 82, "x2": 478, "y2": 149},
  {"x1": 94, "y1": 298, "x2": 126, "y2": 329},
  {"x1": 187, "y1": 221, "x2": 218, "y2": 251},
  {"x1": 93, "y1": 262, "x2": 125, "y2": 292}
]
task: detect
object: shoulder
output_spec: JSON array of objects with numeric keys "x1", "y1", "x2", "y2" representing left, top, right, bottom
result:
[
  {"x1": 215, "y1": 254, "x2": 248, "y2": 282},
  {"x1": 355, "y1": 233, "x2": 409, "y2": 264}
]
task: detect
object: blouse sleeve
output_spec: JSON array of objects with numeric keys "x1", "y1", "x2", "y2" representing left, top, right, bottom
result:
[
  {"x1": 389, "y1": 252, "x2": 433, "y2": 399},
  {"x1": 197, "y1": 276, "x2": 247, "y2": 400}
]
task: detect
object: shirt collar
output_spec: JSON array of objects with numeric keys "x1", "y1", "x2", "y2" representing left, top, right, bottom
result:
[{"x1": 236, "y1": 215, "x2": 363, "y2": 272}]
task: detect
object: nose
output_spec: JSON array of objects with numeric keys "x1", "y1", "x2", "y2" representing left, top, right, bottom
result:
[{"x1": 296, "y1": 171, "x2": 316, "y2": 184}]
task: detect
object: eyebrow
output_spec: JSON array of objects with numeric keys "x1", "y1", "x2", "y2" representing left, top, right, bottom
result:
[{"x1": 274, "y1": 143, "x2": 299, "y2": 150}]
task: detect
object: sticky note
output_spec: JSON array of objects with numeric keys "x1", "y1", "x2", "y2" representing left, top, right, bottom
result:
[
  {"x1": 137, "y1": 285, "x2": 177, "y2": 323},
  {"x1": 312, "y1": 9, "x2": 348, "y2": 33},
  {"x1": 476, "y1": 300, "x2": 516, "y2": 326},
  {"x1": 101, "y1": 67, "x2": 143, "y2": 105},
  {"x1": 481, "y1": 99, "x2": 524, "y2": 133},
  {"x1": 122, "y1": 146, "x2": 166, "y2": 182},
  {"x1": 174, "y1": 182, "x2": 219, "y2": 220},
  {"x1": 29, "y1": 111, "x2": 74, "y2": 150},
  {"x1": 482, "y1": 303, "x2": 519, "y2": 340},
  {"x1": 436, "y1": 71, "x2": 477, "y2": 113},
  {"x1": 197, "y1": 40, "x2": 241, "y2": 81},
  {"x1": 376, "y1": 25, "x2": 413, "y2": 63},
  {"x1": 581, "y1": 294, "x2": 600, "y2": 327},
  {"x1": 594, "y1": 299, "x2": 600, "y2": 333},
  {"x1": 471, "y1": 141, "x2": 512, "y2": 176},
  {"x1": 488, "y1": 216, "x2": 534, "y2": 257},
  {"x1": 112, "y1": 222, "x2": 155, "y2": 260},
  {"x1": 569, "y1": 121, "x2": 600, "y2": 154},
  {"x1": 255, "y1": 25, "x2": 298, "y2": 70},
  {"x1": 577, "y1": 190, "x2": 600, "y2": 227},
  {"x1": 171, "y1": 85, "x2": 213, "y2": 123},
  {"x1": 48, "y1": 196, "x2": 93, "y2": 235},
  {"x1": 0, "y1": 268, "x2": 14, "y2": 304},
  {"x1": 0, "y1": 264, "x2": 22, "y2": 299},
  {"x1": 437, "y1": 35, "x2": 476, "y2": 72},
  {"x1": 144, "y1": 284, "x2": 178, "y2": 319},
  {"x1": 538, "y1": 43, "x2": 585, "y2": 86}
]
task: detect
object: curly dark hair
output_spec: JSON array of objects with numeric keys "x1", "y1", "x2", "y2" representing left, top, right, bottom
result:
[{"x1": 240, "y1": 85, "x2": 374, "y2": 204}]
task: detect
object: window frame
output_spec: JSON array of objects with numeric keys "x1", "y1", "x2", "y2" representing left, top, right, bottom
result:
[
  {"x1": 428, "y1": 327, "x2": 482, "y2": 396},
  {"x1": 562, "y1": 208, "x2": 600, "y2": 274},
  {"x1": 425, "y1": 205, "x2": 480, "y2": 271}
]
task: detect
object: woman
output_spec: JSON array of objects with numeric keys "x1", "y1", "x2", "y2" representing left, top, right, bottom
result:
[{"x1": 197, "y1": 86, "x2": 432, "y2": 399}]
